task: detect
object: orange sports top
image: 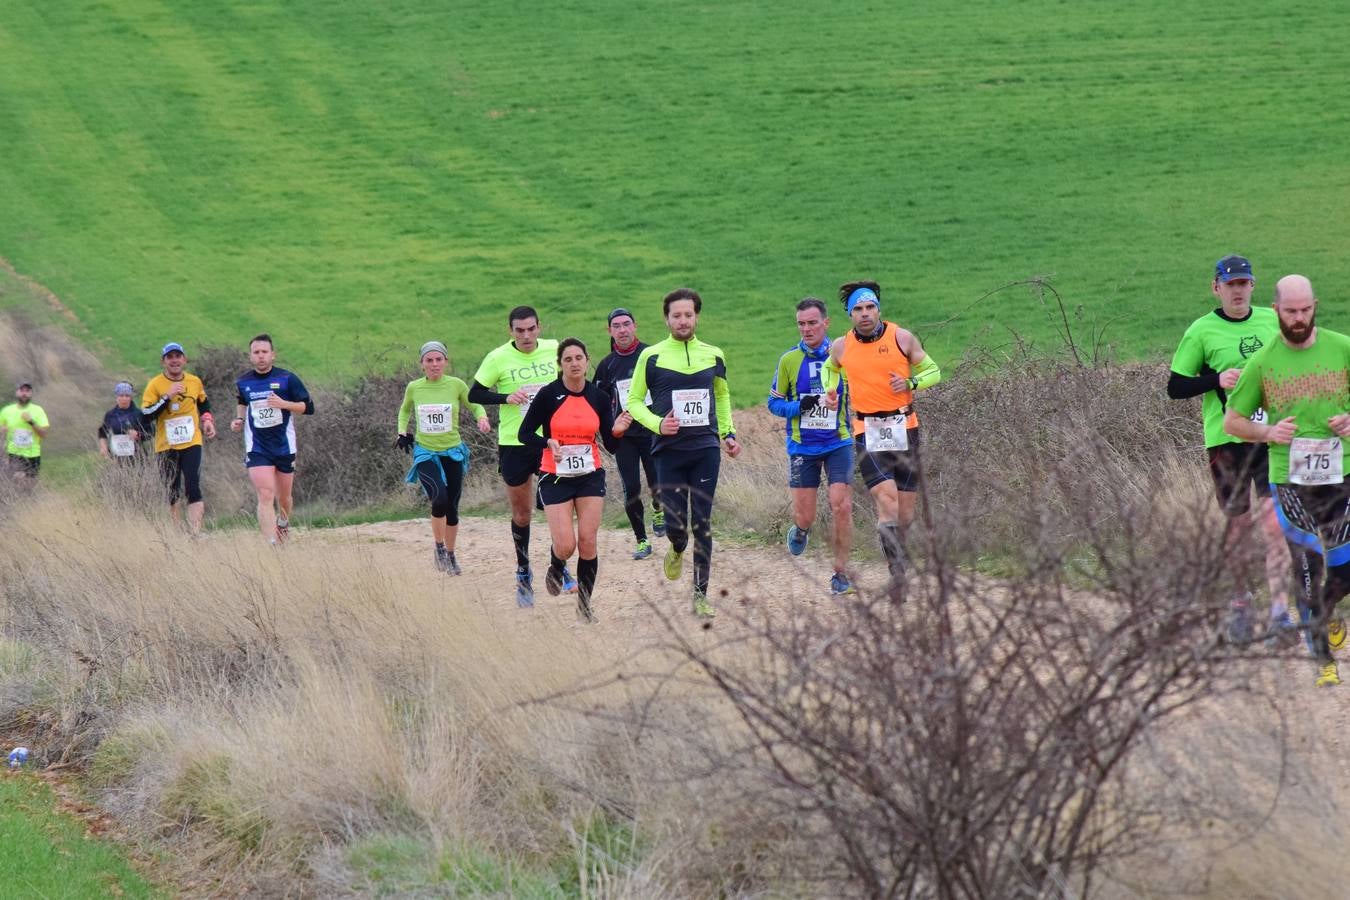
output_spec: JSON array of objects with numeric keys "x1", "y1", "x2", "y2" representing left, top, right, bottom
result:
[{"x1": 839, "y1": 322, "x2": 920, "y2": 435}]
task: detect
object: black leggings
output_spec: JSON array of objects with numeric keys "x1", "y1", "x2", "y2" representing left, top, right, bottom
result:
[
  {"x1": 656, "y1": 447, "x2": 721, "y2": 595},
  {"x1": 416, "y1": 458, "x2": 465, "y2": 524},
  {"x1": 159, "y1": 445, "x2": 203, "y2": 504},
  {"x1": 615, "y1": 434, "x2": 659, "y2": 541}
]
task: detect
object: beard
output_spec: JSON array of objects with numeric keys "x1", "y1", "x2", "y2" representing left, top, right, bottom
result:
[{"x1": 1280, "y1": 312, "x2": 1316, "y2": 344}]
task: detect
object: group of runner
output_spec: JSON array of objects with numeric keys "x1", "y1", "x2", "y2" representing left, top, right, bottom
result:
[{"x1": 1170, "y1": 256, "x2": 1350, "y2": 686}]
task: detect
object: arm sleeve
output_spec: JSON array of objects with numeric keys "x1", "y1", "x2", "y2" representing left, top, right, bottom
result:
[
  {"x1": 397, "y1": 384, "x2": 415, "y2": 433},
  {"x1": 516, "y1": 392, "x2": 552, "y2": 449},
  {"x1": 626, "y1": 352, "x2": 664, "y2": 432},
  {"x1": 1167, "y1": 370, "x2": 1221, "y2": 400},
  {"x1": 236, "y1": 383, "x2": 248, "y2": 405},
  {"x1": 460, "y1": 382, "x2": 486, "y2": 420},
  {"x1": 97, "y1": 413, "x2": 111, "y2": 440},
  {"x1": 289, "y1": 374, "x2": 315, "y2": 415},
  {"x1": 714, "y1": 354, "x2": 734, "y2": 438},
  {"x1": 468, "y1": 380, "x2": 509, "y2": 406},
  {"x1": 197, "y1": 398, "x2": 212, "y2": 416},
  {"x1": 821, "y1": 355, "x2": 842, "y2": 392},
  {"x1": 910, "y1": 353, "x2": 941, "y2": 391},
  {"x1": 141, "y1": 385, "x2": 168, "y2": 417},
  {"x1": 767, "y1": 356, "x2": 801, "y2": 419}
]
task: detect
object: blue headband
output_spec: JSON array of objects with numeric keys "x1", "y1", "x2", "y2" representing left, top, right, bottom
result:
[{"x1": 846, "y1": 288, "x2": 879, "y2": 314}]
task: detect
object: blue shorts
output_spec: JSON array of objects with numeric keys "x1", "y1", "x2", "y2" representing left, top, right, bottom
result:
[
  {"x1": 246, "y1": 450, "x2": 296, "y2": 474},
  {"x1": 788, "y1": 444, "x2": 854, "y2": 489}
]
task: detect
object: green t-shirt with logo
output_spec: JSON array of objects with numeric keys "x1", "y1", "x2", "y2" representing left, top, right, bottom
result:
[
  {"x1": 1228, "y1": 328, "x2": 1350, "y2": 484},
  {"x1": 472, "y1": 339, "x2": 559, "y2": 447},
  {"x1": 1170, "y1": 307, "x2": 1279, "y2": 448},
  {"x1": 0, "y1": 403, "x2": 48, "y2": 458},
  {"x1": 397, "y1": 376, "x2": 486, "y2": 453}
]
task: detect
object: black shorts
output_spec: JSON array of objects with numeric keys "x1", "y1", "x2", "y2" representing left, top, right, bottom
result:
[
  {"x1": 497, "y1": 444, "x2": 542, "y2": 487},
  {"x1": 1207, "y1": 443, "x2": 1271, "y2": 516},
  {"x1": 246, "y1": 450, "x2": 296, "y2": 474},
  {"x1": 856, "y1": 429, "x2": 921, "y2": 493},
  {"x1": 6, "y1": 454, "x2": 40, "y2": 477},
  {"x1": 537, "y1": 469, "x2": 607, "y2": 505}
]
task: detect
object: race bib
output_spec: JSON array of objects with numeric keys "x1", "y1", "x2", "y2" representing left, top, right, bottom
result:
[
  {"x1": 672, "y1": 388, "x2": 710, "y2": 427},
  {"x1": 520, "y1": 383, "x2": 546, "y2": 415},
  {"x1": 109, "y1": 434, "x2": 135, "y2": 457},
  {"x1": 1251, "y1": 408, "x2": 1268, "y2": 426},
  {"x1": 11, "y1": 429, "x2": 33, "y2": 450},
  {"x1": 249, "y1": 398, "x2": 282, "y2": 429},
  {"x1": 864, "y1": 414, "x2": 908, "y2": 452},
  {"x1": 554, "y1": 444, "x2": 596, "y2": 476},
  {"x1": 417, "y1": 403, "x2": 453, "y2": 434},
  {"x1": 801, "y1": 403, "x2": 838, "y2": 431},
  {"x1": 615, "y1": 378, "x2": 652, "y2": 413},
  {"x1": 1289, "y1": 437, "x2": 1344, "y2": 486},
  {"x1": 165, "y1": 415, "x2": 195, "y2": 446}
]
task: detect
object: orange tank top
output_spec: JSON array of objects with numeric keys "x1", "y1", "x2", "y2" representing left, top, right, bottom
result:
[{"x1": 839, "y1": 322, "x2": 919, "y2": 435}]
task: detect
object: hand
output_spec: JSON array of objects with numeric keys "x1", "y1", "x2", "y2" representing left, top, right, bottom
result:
[
  {"x1": 659, "y1": 410, "x2": 681, "y2": 435},
  {"x1": 477, "y1": 416, "x2": 491, "y2": 433},
  {"x1": 798, "y1": 394, "x2": 820, "y2": 414},
  {"x1": 824, "y1": 388, "x2": 839, "y2": 411},
  {"x1": 888, "y1": 372, "x2": 909, "y2": 393},
  {"x1": 230, "y1": 417, "x2": 243, "y2": 433},
  {"x1": 1219, "y1": 368, "x2": 1243, "y2": 390},
  {"x1": 1267, "y1": 416, "x2": 1296, "y2": 445},
  {"x1": 166, "y1": 382, "x2": 185, "y2": 398},
  {"x1": 19, "y1": 412, "x2": 32, "y2": 424},
  {"x1": 201, "y1": 417, "x2": 217, "y2": 439},
  {"x1": 724, "y1": 435, "x2": 742, "y2": 459},
  {"x1": 100, "y1": 449, "x2": 111, "y2": 460},
  {"x1": 547, "y1": 438, "x2": 563, "y2": 456},
  {"x1": 395, "y1": 432, "x2": 414, "y2": 454},
  {"x1": 506, "y1": 388, "x2": 532, "y2": 405},
  {"x1": 612, "y1": 411, "x2": 633, "y2": 437},
  {"x1": 265, "y1": 392, "x2": 287, "y2": 409},
  {"x1": 128, "y1": 429, "x2": 140, "y2": 441},
  {"x1": 1330, "y1": 414, "x2": 1350, "y2": 438}
]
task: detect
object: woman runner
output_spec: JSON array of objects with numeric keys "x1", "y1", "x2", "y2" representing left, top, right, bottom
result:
[
  {"x1": 396, "y1": 341, "x2": 490, "y2": 574},
  {"x1": 517, "y1": 338, "x2": 623, "y2": 622}
]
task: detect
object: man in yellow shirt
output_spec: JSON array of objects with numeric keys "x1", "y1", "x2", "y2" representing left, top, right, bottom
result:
[
  {"x1": 141, "y1": 343, "x2": 216, "y2": 533},
  {"x1": 0, "y1": 380, "x2": 50, "y2": 481}
]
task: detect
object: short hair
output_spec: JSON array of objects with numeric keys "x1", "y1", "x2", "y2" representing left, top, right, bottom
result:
[
  {"x1": 508, "y1": 305, "x2": 539, "y2": 328},
  {"x1": 796, "y1": 297, "x2": 827, "y2": 318},
  {"x1": 249, "y1": 333, "x2": 273, "y2": 349},
  {"x1": 663, "y1": 288, "x2": 702, "y2": 316},
  {"x1": 557, "y1": 337, "x2": 588, "y2": 364},
  {"x1": 839, "y1": 280, "x2": 882, "y2": 307}
]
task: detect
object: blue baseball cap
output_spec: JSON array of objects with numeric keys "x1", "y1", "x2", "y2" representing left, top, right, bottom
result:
[
  {"x1": 160, "y1": 342, "x2": 185, "y2": 357},
  {"x1": 1215, "y1": 255, "x2": 1254, "y2": 283}
]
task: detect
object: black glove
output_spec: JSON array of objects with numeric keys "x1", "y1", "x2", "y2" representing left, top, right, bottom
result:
[
  {"x1": 395, "y1": 433, "x2": 414, "y2": 454},
  {"x1": 798, "y1": 394, "x2": 820, "y2": 414}
]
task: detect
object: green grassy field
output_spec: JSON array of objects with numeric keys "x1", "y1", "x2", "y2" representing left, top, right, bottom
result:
[
  {"x1": 0, "y1": 775, "x2": 159, "y2": 897},
  {"x1": 4, "y1": 1, "x2": 1350, "y2": 392}
]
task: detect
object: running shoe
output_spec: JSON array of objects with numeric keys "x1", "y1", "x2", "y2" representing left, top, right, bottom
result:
[
  {"x1": 692, "y1": 591, "x2": 715, "y2": 619},
  {"x1": 562, "y1": 565, "x2": 578, "y2": 594},
  {"x1": 786, "y1": 524, "x2": 810, "y2": 557},
  {"x1": 1330, "y1": 617, "x2": 1347, "y2": 651},
  {"x1": 275, "y1": 515, "x2": 290, "y2": 543},
  {"x1": 515, "y1": 567, "x2": 535, "y2": 608},
  {"x1": 577, "y1": 594, "x2": 596, "y2": 624},
  {"x1": 830, "y1": 572, "x2": 855, "y2": 596},
  {"x1": 434, "y1": 545, "x2": 450, "y2": 573},
  {"x1": 545, "y1": 565, "x2": 564, "y2": 597},
  {"x1": 633, "y1": 539, "x2": 653, "y2": 560},
  {"x1": 1263, "y1": 609, "x2": 1300, "y2": 650},
  {"x1": 652, "y1": 508, "x2": 666, "y2": 538},
  {"x1": 664, "y1": 547, "x2": 684, "y2": 581},
  {"x1": 447, "y1": 551, "x2": 461, "y2": 576},
  {"x1": 1226, "y1": 596, "x2": 1254, "y2": 645},
  {"x1": 1317, "y1": 660, "x2": 1341, "y2": 687}
]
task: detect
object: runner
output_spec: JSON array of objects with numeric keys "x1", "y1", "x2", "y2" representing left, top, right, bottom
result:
[
  {"x1": 593, "y1": 308, "x2": 663, "y2": 559},
  {"x1": 823, "y1": 280, "x2": 941, "y2": 597},
  {"x1": 768, "y1": 297, "x2": 855, "y2": 596},
  {"x1": 1168, "y1": 255, "x2": 1294, "y2": 644},
  {"x1": 229, "y1": 334, "x2": 315, "y2": 544},
  {"x1": 396, "y1": 340, "x2": 490, "y2": 574},
  {"x1": 1224, "y1": 274, "x2": 1350, "y2": 686},
  {"x1": 468, "y1": 306, "x2": 574, "y2": 606},
  {"x1": 97, "y1": 382, "x2": 149, "y2": 463},
  {"x1": 0, "y1": 380, "x2": 50, "y2": 481},
  {"x1": 625, "y1": 288, "x2": 740, "y2": 619},
  {"x1": 518, "y1": 338, "x2": 622, "y2": 622},
  {"x1": 142, "y1": 342, "x2": 215, "y2": 534}
]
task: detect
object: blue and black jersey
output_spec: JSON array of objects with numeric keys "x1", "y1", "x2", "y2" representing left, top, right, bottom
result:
[{"x1": 235, "y1": 367, "x2": 314, "y2": 457}]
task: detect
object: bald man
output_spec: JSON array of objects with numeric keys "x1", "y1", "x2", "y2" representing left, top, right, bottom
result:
[{"x1": 1225, "y1": 274, "x2": 1350, "y2": 687}]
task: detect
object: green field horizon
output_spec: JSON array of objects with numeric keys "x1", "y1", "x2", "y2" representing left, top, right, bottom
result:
[{"x1": 3, "y1": 0, "x2": 1350, "y2": 393}]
